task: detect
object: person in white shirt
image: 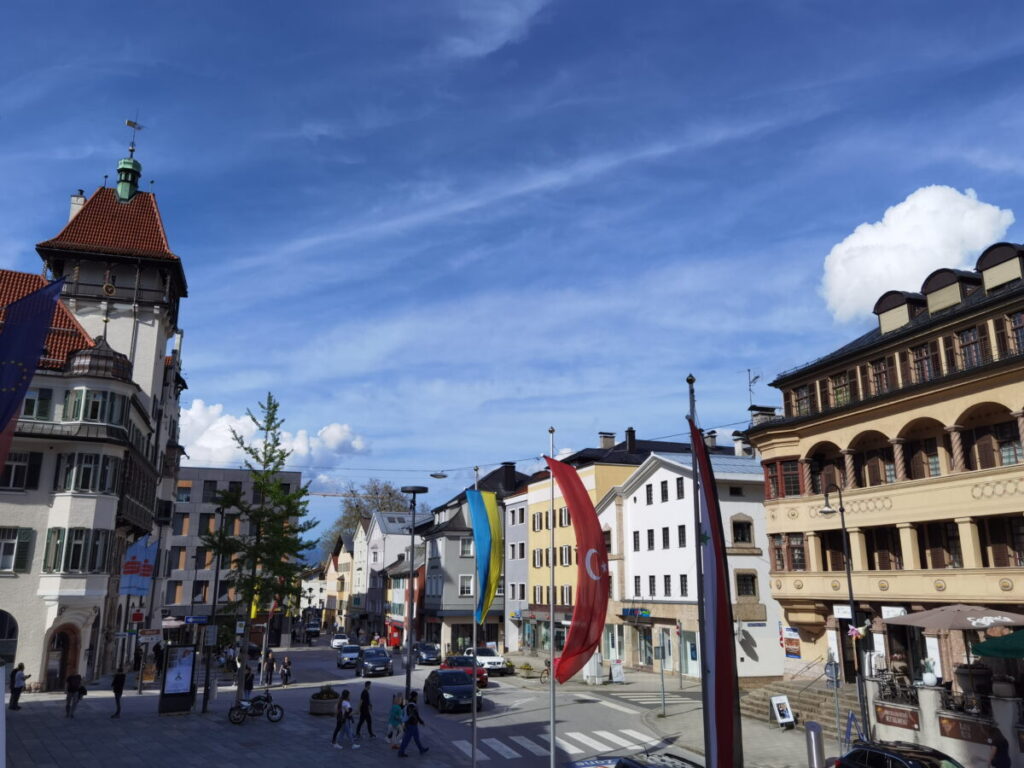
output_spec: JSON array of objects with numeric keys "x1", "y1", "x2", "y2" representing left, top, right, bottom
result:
[
  {"x1": 331, "y1": 689, "x2": 359, "y2": 749},
  {"x1": 9, "y1": 663, "x2": 29, "y2": 710}
]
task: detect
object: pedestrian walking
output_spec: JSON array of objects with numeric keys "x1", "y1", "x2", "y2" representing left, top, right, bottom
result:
[
  {"x1": 243, "y1": 665, "x2": 254, "y2": 697},
  {"x1": 331, "y1": 689, "x2": 360, "y2": 750},
  {"x1": 65, "y1": 673, "x2": 83, "y2": 718},
  {"x1": 111, "y1": 667, "x2": 126, "y2": 718},
  {"x1": 153, "y1": 642, "x2": 164, "y2": 674},
  {"x1": 8, "y1": 663, "x2": 29, "y2": 710},
  {"x1": 356, "y1": 680, "x2": 375, "y2": 738},
  {"x1": 386, "y1": 694, "x2": 404, "y2": 750},
  {"x1": 397, "y1": 691, "x2": 428, "y2": 757},
  {"x1": 987, "y1": 726, "x2": 1011, "y2": 768},
  {"x1": 280, "y1": 657, "x2": 292, "y2": 686},
  {"x1": 262, "y1": 651, "x2": 275, "y2": 686}
]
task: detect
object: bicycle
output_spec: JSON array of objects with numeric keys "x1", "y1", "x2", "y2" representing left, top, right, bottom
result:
[{"x1": 539, "y1": 659, "x2": 551, "y2": 685}]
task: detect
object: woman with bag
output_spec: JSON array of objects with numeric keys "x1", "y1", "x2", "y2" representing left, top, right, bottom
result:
[
  {"x1": 280, "y1": 657, "x2": 292, "y2": 686},
  {"x1": 331, "y1": 689, "x2": 359, "y2": 749},
  {"x1": 386, "y1": 693, "x2": 404, "y2": 749}
]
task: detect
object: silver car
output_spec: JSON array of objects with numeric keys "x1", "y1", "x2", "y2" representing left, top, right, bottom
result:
[{"x1": 336, "y1": 644, "x2": 360, "y2": 669}]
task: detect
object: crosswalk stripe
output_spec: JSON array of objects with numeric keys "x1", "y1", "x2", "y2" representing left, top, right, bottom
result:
[
  {"x1": 538, "y1": 734, "x2": 583, "y2": 754},
  {"x1": 453, "y1": 740, "x2": 489, "y2": 760},
  {"x1": 510, "y1": 736, "x2": 549, "y2": 756},
  {"x1": 482, "y1": 738, "x2": 521, "y2": 759},
  {"x1": 594, "y1": 731, "x2": 637, "y2": 749},
  {"x1": 598, "y1": 700, "x2": 640, "y2": 714},
  {"x1": 566, "y1": 732, "x2": 614, "y2": 752},
  {"x1": 622, "y1": 729, "x2": 662, "y2": 746}
]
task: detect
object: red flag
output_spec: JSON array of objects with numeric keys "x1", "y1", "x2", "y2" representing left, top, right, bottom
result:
[{"x1": 544, "y1": 457, "x2": 609, "y2": 684}]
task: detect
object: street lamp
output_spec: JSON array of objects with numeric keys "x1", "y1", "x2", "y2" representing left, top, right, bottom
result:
[
  {"x1": 202, "y1": 506, "x2": 237, "y2": 714},
  {"x1": 820, "y1": 483, "x2": 871, "y2": 739},
  {"x1": 400, "y1": 485, "x2": 428, "y2": 699}
]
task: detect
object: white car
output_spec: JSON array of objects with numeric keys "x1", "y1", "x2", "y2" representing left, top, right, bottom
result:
[
  {"x1": 330, "y1": 633, "x2": 351, "y2": 649},
  {"x1": 467, "y1": 647, "x2": 509, "y2": 676}
]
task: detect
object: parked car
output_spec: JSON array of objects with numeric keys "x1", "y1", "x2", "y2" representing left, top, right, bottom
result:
[
  {"x1": 413, "y1": 642, "x2": 441, "y2": 665},
  {"x1": 440, "y1": 655, "x2": 488, "y2": 688},
  {"x1": 466, "y1": 646, "x2": 509, "y2": 675},
  {"x1": 423, "y1": 669, "x2": 483, "y2": 713},
  {"x1": 336, "y1": 644, "x2": 361, "y2": 669},
  {"x1": 356, "y1": 646, "x2": 394, "y2": 677},
  {"x1": 829, "y1": 740, "x2": 966, "y2": 768},
  {"x1": 305, "y1": 623, "x2": 321, "y2": 639},
  {"x1": 330, "y1": 633, "x2": 351, "y2": 649}
]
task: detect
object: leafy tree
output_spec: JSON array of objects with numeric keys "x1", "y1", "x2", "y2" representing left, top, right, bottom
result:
[
  {"x1": 202, "y1": 393, "x2": 317, "y2": 637},
  {"x1": 317, "y1": 478, "x2": 409, "y2": 558}
]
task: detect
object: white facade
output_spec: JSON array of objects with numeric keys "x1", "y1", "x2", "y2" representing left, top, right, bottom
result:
[
  {"x1": 596, "y1": 451, "x2": 785, "y2": 681},
  {"x1": 502, "y1": 489, "x2": 529, "y2": 652}
]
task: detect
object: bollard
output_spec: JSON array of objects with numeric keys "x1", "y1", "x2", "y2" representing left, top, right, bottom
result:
[{"x1": 805, "y1": 721, "x2": 825, "y2": 768}]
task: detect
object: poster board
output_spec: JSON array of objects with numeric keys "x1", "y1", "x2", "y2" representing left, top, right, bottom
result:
[
  {"x1": 610, "y1": 659, "x2": 625, "y2": 683},
  {"x1": 770, "y1": 695, "x2": 795, "y2": 729},
  {"x1": 158, "y1": 644, "x2": 196, "y2": 714}
]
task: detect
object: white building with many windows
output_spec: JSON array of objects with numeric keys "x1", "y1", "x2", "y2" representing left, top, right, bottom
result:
[{"x1": 596, "y1": 446, "x2": 785, "y2": 684}]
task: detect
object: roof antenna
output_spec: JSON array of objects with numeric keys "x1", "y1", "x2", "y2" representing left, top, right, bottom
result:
[
  {"x1": 103, "y1": 174, "x2": 108, "y2": 188},
  {"x1": 125, "y1": 111, "x2": 144, "y2": 157},
  {"x1": 149, "y1": 180, "x2": 155, "y2": 193},
  {"x1": 747, "y1": 368, "x2": 761, "y2": 407}
]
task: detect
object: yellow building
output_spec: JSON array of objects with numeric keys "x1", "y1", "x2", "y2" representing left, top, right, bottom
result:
[
  {"x1": 521, "y1": 428, "x2": 710, "y2": 652},
  {"x1": 747, "y1": 243, "x2": 1024, "y2": 685}
]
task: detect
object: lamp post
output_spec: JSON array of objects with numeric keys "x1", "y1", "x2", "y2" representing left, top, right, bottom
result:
[
  {"x1": 400, "y1": 485, "x2": 428, "y2": 698},
  {"x1": 820, "y1": 483, "x2": 871, "y2": 739},
  {"x1": 202, "y1": 506, "x2": 235, "y2": 713}
]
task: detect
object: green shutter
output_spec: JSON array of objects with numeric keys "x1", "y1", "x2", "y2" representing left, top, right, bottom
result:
[
  {"x1": 26, "y1": 452, "x2": 42, "y2": 490},
  {"x1": 13, "y1": 528, "x2": 32, "y2": 572}
]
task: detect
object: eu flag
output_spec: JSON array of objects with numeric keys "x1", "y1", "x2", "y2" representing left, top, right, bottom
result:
[{"x1": 0, "y1": 279, "x2": 65, "y2": 430}]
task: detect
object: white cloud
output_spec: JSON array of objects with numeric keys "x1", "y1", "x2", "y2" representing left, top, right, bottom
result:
[
  {"x1": 821, "y1": 185, "x2": 1014, "y2": 322},
  {"x1": 440, "y1": 0, "x2": 549, "y2": 59},
  {"x1": 180, "y1": 399, "x2": 369, "y2": 469}
]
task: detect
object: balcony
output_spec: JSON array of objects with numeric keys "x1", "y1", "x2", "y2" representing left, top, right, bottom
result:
[{"x1": 771, "y1": 567, "x2": 1019, "y2": 606}]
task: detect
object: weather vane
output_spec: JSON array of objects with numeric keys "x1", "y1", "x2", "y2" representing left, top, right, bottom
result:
[{"x1": 125, "y1": 114, "x2": 144, "y2": 157}]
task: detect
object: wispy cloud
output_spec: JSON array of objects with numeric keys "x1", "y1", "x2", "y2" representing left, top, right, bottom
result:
[{"x1": 438, "y1": 0, "x2": 550, "y2": 59}]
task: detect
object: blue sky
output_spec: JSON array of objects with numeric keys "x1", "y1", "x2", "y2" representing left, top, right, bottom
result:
[{"x1": 4, "y1": 2, "x2": 1024, "y2": 536}]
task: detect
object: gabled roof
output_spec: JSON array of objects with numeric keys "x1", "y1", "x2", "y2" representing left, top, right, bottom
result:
[
  {"x1": 429, "y1": 465, "x2": 531, "y2": 515},
  {"x1": 0, "y1": 269, "x2": 93, "y2": 370},
  {"x1": 37, "y1": 187, "x2": 176, "y2": 261},
  {"x1": 562, "y1": 437, "x2": 734, "y2": 469}
]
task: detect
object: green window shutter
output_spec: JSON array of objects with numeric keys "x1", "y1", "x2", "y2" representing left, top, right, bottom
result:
[
  {"x1": 26, "y1": 452, "x2": 42, "y2": 490},
  {"x1": 13, "y1": 528, "x2": 33, "y2": 572}
]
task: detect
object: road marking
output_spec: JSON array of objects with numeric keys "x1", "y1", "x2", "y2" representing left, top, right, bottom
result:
[
  {"x1": 453, "y1": 741, "x2": 489, "y2": 760},
  {"x1": 598, "y1": 700, "x2": 640, "y2": 714},
  {"x1": 594, "y1": 731, "x2": 637, "y2": 749},
  {"x1": 622, "y1": 729, "x2": 662, "y2": 746},
  {"x1": 565, "y1": 732, "x2": 614, "y2": 752},
  {"x1": 538, "y1": 734, "x2": 583, "y2": 754},
  {"x1": 482, "y1": 738, "x2": 521, "y2": 759},
  {"x1": 509, "y1": 736, "x2": 549, "y2": 756}
]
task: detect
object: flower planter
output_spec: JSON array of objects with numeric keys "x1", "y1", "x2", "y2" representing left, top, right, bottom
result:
[{"x1": 309, "y1": 697, "x2": 338, "y2": 716}]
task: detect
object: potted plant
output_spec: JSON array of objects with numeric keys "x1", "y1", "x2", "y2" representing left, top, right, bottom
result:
[
  {"x1": 519, "y1": 663, "x2": 537, "y2": 678},
  {"x1": 921, "y1": 658, "x2": 938, "y2": 687},
  {"x1": 992, "y1": 674, "x2": 1015, "y2": 698},
  {"x1": 309, "y1": 684, "x2": 340, "y2": 715}
]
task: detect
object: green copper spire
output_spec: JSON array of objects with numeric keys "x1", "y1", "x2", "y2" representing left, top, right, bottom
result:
[{"x1": 116, "y1": 151, "x2": 142, "y2": 202}]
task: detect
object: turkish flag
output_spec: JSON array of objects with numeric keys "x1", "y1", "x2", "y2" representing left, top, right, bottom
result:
[{"x1": 544, "y1": 457, "x2": 609, "y2": 684}]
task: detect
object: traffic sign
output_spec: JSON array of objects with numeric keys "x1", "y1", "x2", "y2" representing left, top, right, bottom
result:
[
  {"x1": 184, "y1": 615, "x2": 208, "y2": 625},
  {"x1": 139, "y1": 628, "x2": 161, "y2": 637}
]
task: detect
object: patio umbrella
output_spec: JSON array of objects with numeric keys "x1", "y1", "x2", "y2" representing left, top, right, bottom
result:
[
  {"x1": 884, "y1": 604, "x2": 1024, "y2": 666},
  {"x1": 972, "y1": 630, "x2": 1024, "y2": 660}
]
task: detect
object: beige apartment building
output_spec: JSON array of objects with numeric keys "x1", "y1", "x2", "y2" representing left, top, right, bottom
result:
[{"x1": 747, "y1": 242, "x2": 1024, "y2": 685}]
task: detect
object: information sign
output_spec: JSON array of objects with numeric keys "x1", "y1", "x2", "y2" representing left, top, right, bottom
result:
[{"x1": 184, "y1": 615, "x2": 208, "y2": 625}]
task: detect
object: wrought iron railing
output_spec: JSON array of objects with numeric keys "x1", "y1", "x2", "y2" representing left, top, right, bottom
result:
[{"x1": 874, "y1": 674, "x2": 919, "y2": 707}]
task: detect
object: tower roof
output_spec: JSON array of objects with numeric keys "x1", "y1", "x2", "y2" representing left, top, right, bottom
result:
[
  {"x1": 0, "y1": 270, "x2": 93, "y2": 370},
  {"x1": 36, "y1": 186, "x2": 177, "y2": 261}
]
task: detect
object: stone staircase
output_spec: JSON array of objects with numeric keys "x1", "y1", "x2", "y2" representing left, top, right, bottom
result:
[{"x1": 740, "y1": 679, "x2": 864, "y2": 745}]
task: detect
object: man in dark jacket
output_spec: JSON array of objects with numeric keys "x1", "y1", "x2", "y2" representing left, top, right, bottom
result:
[
  {"x1": 65, "y1": 673, "x2": 83, "y2": 718},
  {"x1": 355, "y1": 681, "x2": 375, "y2": 738},
  {"x1": 397, "y1": 691, "x2": 428, "y2": 757},
  {"x1": 111, "y1": 667, "x2": 126, "y2": 718}
]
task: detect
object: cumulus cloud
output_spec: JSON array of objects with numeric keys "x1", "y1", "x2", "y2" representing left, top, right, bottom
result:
[
  {"x1": 821, "y1": 185, "x2": 1014, "y2": 322},
  {"x1": 180, "y1": 399, "x2": 369, "y2": 469},
  {"x1": 440, "y1": 0, "x2": 548, "y2": 59}
]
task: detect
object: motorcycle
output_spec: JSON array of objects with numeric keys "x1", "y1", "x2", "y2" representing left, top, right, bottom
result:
[{"x1": 228, "y1": 688, "x2": 284, "y2": 725}]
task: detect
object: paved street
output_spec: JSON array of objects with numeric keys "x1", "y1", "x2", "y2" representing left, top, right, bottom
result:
[{"x1": 4, "y1": 646, "x2": 817, "y2": 768}]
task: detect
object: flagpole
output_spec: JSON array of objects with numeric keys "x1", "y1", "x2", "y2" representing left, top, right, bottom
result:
[
  {"x1": 472, "y1": 467, "x2": 479, "y2": 768},
  {"x1": 687, "y1": 375, "x2": 714, "y2": 763},
  {"x1": 548, "y1": 426, "x2": 556, "y2": 768}
]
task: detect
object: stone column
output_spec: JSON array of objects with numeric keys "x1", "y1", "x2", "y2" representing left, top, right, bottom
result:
[
  {"x1": 806, "y1": 532, "x2": 823, "y2": 572},
  {"x1": 945, "y1": 426, "x2": 966, "y2": 473},
  {"x1": 842, "y1": 450, "x2": 858, "y2": 489},
  {"x1": 848, "y1": 527, "x2": 869, "y2": 572},
  {"x1": 799, "y1": 459, "x2": 814, "y2": 495},
  {"x1": 955, "y1": 517, "x2": 983, "y2": 569},
  {"x1": 897, "y1": 523, "x2": 921, "y2": 570},
  {"x1": 889, "y1": 438, "x2": 908, "y2": 482}
]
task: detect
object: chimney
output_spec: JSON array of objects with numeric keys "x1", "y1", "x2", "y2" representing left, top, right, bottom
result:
[
  {"x1": 501, "y1": 461, "x2": 517, "y2": 493},
  {"x1": 748, "y1": 404, "x2": 778, "y2": 426},
  {"x1": 69, "y1": 189, "x2": 86, "y2": 221},
  {"x1": 625, "y1": 427, "x2": 636, "y2": 453},
  {"x1": 598, "y1": 432, "x2": 616, "y2": 449},
  {"x1": 732, "y1": 431, "x2": 750, "y2": 457},
  {"x1": 704, "y1": 429, "x2": 717, "y2": 449}
]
